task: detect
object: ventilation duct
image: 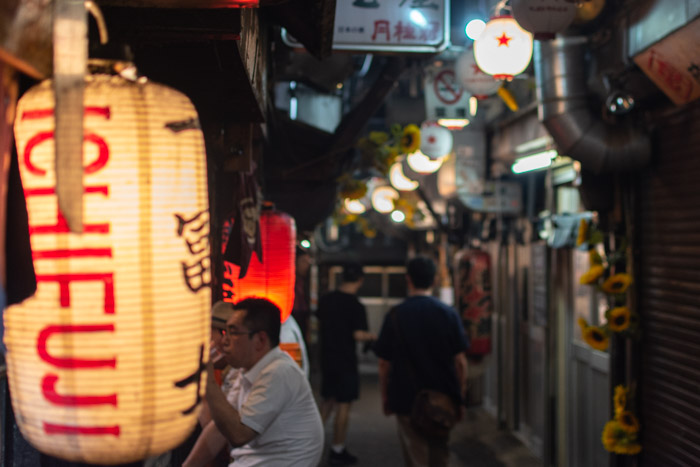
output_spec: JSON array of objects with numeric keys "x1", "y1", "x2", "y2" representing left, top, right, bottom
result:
[{"x1": 534, "y1": 37, "x2": 651, "y2": 173}]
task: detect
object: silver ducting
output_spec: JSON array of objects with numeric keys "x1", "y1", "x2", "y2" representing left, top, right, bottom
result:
[{"x1": 534, "y1": 37, "x2": 651, "y2": 173}]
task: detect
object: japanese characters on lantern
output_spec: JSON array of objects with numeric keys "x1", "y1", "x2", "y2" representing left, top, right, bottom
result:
[{"x1": 6, "y1": 74, "x2": 211, "y2": 464}]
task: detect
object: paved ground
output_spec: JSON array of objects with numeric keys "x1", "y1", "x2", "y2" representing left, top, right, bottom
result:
[{"x1": 312, "y1": 370, "x2": 542, "y2": 467}]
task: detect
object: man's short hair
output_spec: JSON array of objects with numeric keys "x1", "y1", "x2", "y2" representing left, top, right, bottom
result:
[
  {"x1": 342, "y1": 261, "x2": 364, "y2": 283},
  {"x1": 407, "y1": 256, "x2": 436, "y2": 289},
  {"x1": 233, "y1": 298, "x2": 281, "y2": 347}
]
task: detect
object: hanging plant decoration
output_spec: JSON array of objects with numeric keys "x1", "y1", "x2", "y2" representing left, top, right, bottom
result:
[
  {"x1": 602, "y1": 385, "x2": 642, "y2": 455},
  {"x1": 576, "y1": 218, "x2": 640, "y2": 348}
]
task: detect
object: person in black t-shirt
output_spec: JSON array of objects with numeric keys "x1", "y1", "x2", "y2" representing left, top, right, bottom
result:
[
  {"x1": 374, "y1": 256, "x2": 469, "y2": 467},
  {"x1": 318, "y1": 262, "x2": 376, "y2": 466}
]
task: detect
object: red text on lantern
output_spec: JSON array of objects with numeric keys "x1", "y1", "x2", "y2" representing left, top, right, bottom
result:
[{"x1": 21, "y1": 106, "x2": 120, "y2": 437}]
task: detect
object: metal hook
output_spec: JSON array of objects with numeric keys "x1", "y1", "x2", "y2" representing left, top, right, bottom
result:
[{"x1": 85, "y1": 0, "x2": 108, "y2": 45}]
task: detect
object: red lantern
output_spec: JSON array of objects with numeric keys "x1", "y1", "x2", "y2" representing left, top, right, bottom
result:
[
  {"x1": 223, "y1": 206, "x2": 296, "y2": 322},
  {"x1": 454, "y1": 248, "x2": 493, "y2": 356},
  {"x1": 511, "y1": 0, "x2": 578, "y2": 41}
]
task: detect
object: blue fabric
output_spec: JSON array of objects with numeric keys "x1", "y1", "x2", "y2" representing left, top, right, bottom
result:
[{"x1": 374, "y1": 296, "x2": 469, "y2": 414}]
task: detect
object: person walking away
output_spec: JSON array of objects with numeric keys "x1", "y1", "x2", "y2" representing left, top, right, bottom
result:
[
  {"x1": 374, "y1": 256, "x2": 469, "y2": 467},
  {"x1": 318, "y1": 261, "x2": 376, "y2": 465},
  {"x1": 183, "y1": 298, "x2": 323, "y2": 467}
]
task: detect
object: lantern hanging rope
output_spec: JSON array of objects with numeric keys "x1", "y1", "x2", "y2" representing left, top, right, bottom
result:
[{"x1": 6, "y1": 5, "x2": 211, "y2": 464}]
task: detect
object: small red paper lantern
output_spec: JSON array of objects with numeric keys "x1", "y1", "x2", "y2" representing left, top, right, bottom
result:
[
  {"x1": 224, "y1": 207, "x2": 296, "y2": 322},
  {"x1": 456, "y1": 49, "x2": 501, "y2": 100},
  {"x1": 511, "y1": 0, "x2": 577, "y2": 41}
]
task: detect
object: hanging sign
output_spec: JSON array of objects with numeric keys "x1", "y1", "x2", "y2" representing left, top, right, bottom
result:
[
  {"x1": 633, "y1": 16, "x2": 700, "y2": 106},
  {"x1": 424, "y1": 63, "x2": 471, "y2": 121},
  {"x1": 283, "y1": 0, "x2": 448, "y2": 53}
]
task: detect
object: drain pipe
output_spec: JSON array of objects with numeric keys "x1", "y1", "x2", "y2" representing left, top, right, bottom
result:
[{"x1": 534, "y1": 37, "x2": 651, "y2": 174}]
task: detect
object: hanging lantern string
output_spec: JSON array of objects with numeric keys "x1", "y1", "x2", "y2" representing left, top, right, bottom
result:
[
  {"x1": 85, "y1": 1, "x2": 109, "y2": 45},
  {"x1": 492, "y1": 0, "x2": 511, "y2": 16}
]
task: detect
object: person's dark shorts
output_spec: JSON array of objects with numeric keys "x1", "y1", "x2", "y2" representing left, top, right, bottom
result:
[{"x1": 321, "y1": 366, "x2": 359, "y2": 403}]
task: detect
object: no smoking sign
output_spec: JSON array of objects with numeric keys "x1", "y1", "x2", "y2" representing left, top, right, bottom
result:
[{"x1": 425, "y1": 64, "x2": 471, "y2": 121}]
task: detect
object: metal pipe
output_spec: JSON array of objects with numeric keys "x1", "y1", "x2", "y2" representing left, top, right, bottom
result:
[{"x1": 534, "y1": 37, "x2": 651, "y2": 174}]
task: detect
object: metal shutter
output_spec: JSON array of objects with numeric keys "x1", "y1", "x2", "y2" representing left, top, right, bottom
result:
[{"x1": 638, "y1": 100, "x2": 700, "y2": 466}]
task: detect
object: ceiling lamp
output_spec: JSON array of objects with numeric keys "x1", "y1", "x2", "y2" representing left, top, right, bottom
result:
[
  {"x1": 9, "y1": 68, "x2": 210, "y2": 463},
  {"x1": 389, "y1": 158, "x2": 419, "y2": 191},
  {"x1": 473, "y1": 15, "x2": 534, "y2": 80},
  {"x1": 406, "y1": 150, "x2": 445, "y2": 174},
  {"x1": 511, "y1": 0, "x2": 577, "y2": 40},
  {"x1": 456, "y1": 48, "x2": 501, "y2": 99},
  {"x1": 344, "y1": 198, "x2": 368, "y2": 214},
  {"x1": 371, "y1": 185, "x2": 399, "y2": 214},
  {"x1": 420, "y1": 122, "x2": 453, "y2": 159},
  {"x1": 511, "y1": 149, "x2": 558, "y2": 174}
]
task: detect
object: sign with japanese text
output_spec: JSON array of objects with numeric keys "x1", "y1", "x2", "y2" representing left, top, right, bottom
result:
[
  {"x1": 633, "y1": 16, "x2": 700, "y2": 106},
  {"x1": 283, "y1": 0, "x2": 449, "y2": 53}
]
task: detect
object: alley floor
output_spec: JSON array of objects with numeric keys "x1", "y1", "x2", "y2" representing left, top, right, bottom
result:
[{"x1": 311, "y1": 370, "x2": 544, "y2": 467}]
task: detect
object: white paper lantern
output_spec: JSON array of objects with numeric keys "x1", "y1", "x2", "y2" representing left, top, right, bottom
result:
[
  {"x1": 6, "y1": 73, "x2": 211, "y2": 464},
  {"x1": 420, "y1": 122, "x2": 453, "y2": 159},
  {"x1": 455, "y1": 49, "x2": 501, "y2": 99},
  {"x1": 473, "y1": 15, "x2": 534, "y2": 80},
  {"x1": 371, "y1": 185, "x2": 399, "y2": 214},
  {"x1": 511, "y1": 0, "x2": 577, "y2": 40}
]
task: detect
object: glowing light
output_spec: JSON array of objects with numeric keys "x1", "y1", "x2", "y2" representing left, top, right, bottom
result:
[
  {"x1": 391, "y1": 210, "x2": 406, "y2": 223},
  {"x1": 437, "y1": 118, "x2": 470, "y2": 130},
  {"x1": 473, "y1": 16, "x2": 534, "y2": 80},
  {"x1": 465, "y1": 19, "x2": 486, "y2": 40},
  {"x1": 344, "y1": 198, "x2": 367, "y2": 214},
  {"x1": 9, "y1": 73, "x2": 210, "y2": 464},
  {"x1": 410, "y1": 10, "x2": 428, "y2": 27},
  {"x1": 371, "y1": 186, "x2": 399, "y2": 214},
  {"x1": 300, "y1": 239, "x2": 311, "y2": 249},
  {"x1": 469, "y1": 96, "x2": 478, "y2": 116},
  {"x1": 407, "y1": 150, "x2": 445, "y2": 174},
  {"x1": 389, "y1": 160, "x2": 419, "y2": 191},
  {"x1": 511, "y1": 150, "x2": 558, "y2": 174}
]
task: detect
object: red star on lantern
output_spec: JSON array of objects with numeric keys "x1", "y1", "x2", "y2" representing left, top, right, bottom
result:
[
  {"x1": 496, "y1": 32, "x2": 512, "y2": 46},
  {"x1": 471, "y1": 64, "x2": 483, "y2": 75}
]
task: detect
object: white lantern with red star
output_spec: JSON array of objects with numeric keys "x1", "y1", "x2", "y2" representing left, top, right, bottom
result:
[
  {"x1": 7, "y1": 72, "x2": 211, "y2": 464},
  {"x1": 455, "y1": 49, "x2": 501, "y2": 99},
  {"x1": 511, "y1": 0, "x2": 577, "y2": 41},
  {"x1": 420, "y1": 122, "x2": 453, "y2": 159},
  {"x1": 473, "y1": 15, "x2": 534, "y2": 80}
]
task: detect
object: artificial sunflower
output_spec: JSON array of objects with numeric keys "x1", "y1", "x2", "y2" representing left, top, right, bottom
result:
[
  {"x1": 369, "y1": 131, "x2": 389, "y2": 145},
  {"x1": 609, "y1": 306, "x2": 631, "y2": 332},
  {"x1": 399, "y1": 124, "x2": 421, "y2": 154},
  {"x1": 588, "y1": 249, "x2": 603, "y2": 265},
  {"x1": 582, "y1": 325, "x2": 609, "y2": 351},
  {"x1": 601, "y1": 420, "x2": 626, "y2": 452},
  {"x1": 601, "y1": 273, "x2": 633, "y2": 294},
  {"x1": 580, "y1": 264, "x2": 605, "y2": 285},
  {"x1": 614, "y1": 385, "x2": 627, "y2": 415},
  {"x1": 576, "y1": 219, "x2": 588, "y2": 246},
  {"x1": 614, "y1": 442, "x2": 642, "y2": 455},
  {"x1": 617, "y1": 411, "x2": 640, "y2": 433}
]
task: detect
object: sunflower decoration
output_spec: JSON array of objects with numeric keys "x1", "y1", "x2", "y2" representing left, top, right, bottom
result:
[
  {"x1": 602, "y1": 384, "x2": 642, "y2": 455},
  {"x1": 399, "y1": 124, "x2": 421, "y2": 154},
  {"x1": 576, "y1": 218, "x2": 589, "y2": 247},
  {"x1": 356, "y1": 123, "x2": 419, "y2": 177},
  {"x1": 580, "y1": 264, "x2": 604, "y2": 285},
  {"x1": 577, "y1": 318, "x2": 609, "y2": 351},
  {"x1": 601, "y1": 273, "x2": 633, "y2": 295},
  {"x1": 613, "y1": 385, "x2": 627, "y2": 415},
  {"x1": 607, "y1": 306, "x2": 631, "y2": 332},
  {"x1": 337, "y1": 174, "x2": 368, "y2": 200}
]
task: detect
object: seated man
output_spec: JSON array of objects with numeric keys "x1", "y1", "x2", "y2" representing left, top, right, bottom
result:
[{"x1": 184, "y1": 298, "x2": 324, "y2": 467}]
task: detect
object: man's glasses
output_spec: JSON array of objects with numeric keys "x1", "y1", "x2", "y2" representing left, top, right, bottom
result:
[{"x1": 226, "y1": 329, "x2": 259, "y2": 337}]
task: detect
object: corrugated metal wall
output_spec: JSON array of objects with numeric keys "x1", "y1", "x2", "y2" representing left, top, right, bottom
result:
[{"x1": 638, "y1": 100, "x2": 700, "y2": 465}]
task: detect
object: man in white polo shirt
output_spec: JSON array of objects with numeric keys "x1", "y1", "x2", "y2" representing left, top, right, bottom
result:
[{"x1": 184, "y1": 298, "x2": 324, "y2": 467}]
